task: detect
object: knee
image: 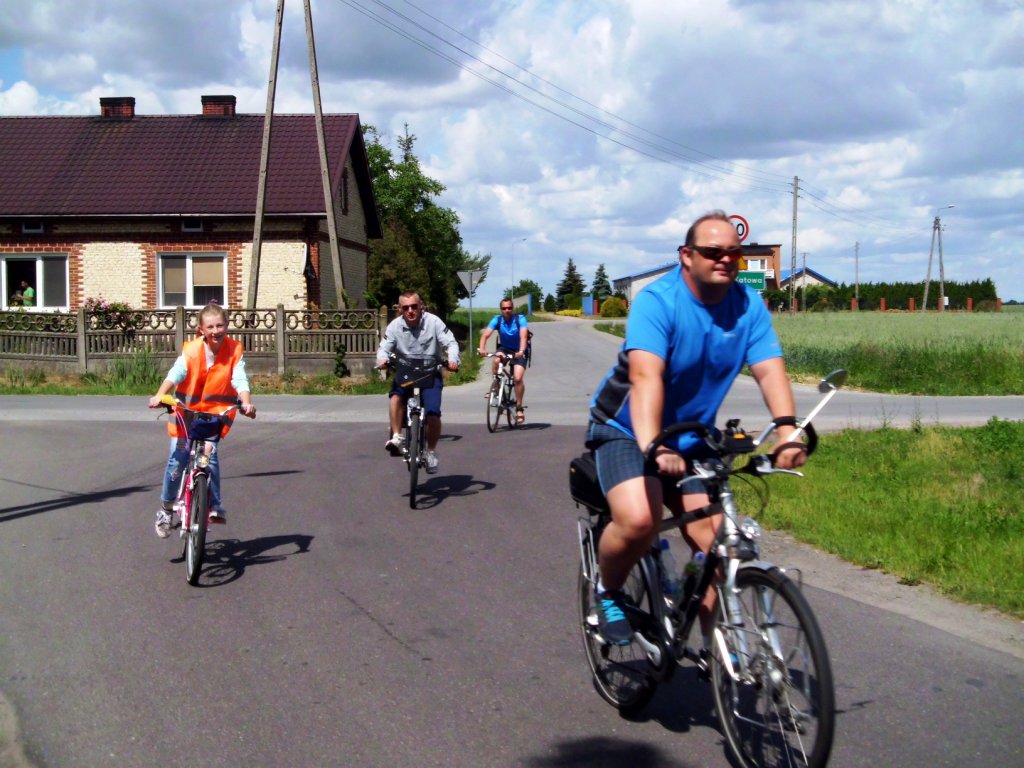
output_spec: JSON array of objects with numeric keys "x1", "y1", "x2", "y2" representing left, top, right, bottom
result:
[{"x1": 613, "y1": 505, "x2": 658, "y2": 542}]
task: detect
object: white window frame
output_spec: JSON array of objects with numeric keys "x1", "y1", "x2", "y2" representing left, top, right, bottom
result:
[
  {"x1": 181, "y1": 218, "x2": 204, "y2": 233},
  {"x1": 21, "y1": 220, "x2": 44, "y2": 234},
  {"x1": 1, "y1": 253, "x2": 69, "y2": 311},
  {"x1": 157, "y1": 252, "x2": 228, "y2": 309}
]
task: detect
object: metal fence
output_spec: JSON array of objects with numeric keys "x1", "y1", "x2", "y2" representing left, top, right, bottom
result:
[{"x1": 0, "y1": 305, "x2": 388, "y2": 376}]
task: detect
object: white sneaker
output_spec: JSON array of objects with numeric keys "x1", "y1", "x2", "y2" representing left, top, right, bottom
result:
[
  {"x1": 385, "y1": 433, "x2": 405, "y2": 456},
  {"x1": 155, "y1": 509, "x2": 172, "y2": 539},
  {"x1": 425, "y1": 450, "x2": 439, "y2": 474}
]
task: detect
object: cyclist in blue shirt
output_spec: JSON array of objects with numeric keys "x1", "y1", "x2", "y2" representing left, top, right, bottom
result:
[
  {"x1": 477, "y1": 299, "x2": 529, "y2": 424},
  {"x1": 587, "y1": 210, "x2": 807, "y2": 646}
]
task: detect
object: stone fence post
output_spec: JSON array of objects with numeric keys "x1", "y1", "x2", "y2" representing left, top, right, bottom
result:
[
  {"x1": 276, "y1": 304, "x2": 286, "y2": 374},
  {"x1": 77, "y1": 308, "x2": 88, "y2": 373}
]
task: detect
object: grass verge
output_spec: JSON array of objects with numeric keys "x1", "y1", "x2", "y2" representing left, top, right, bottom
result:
[{"x1": 735, "y1": 417, "x2": 1024, "y2": 618}]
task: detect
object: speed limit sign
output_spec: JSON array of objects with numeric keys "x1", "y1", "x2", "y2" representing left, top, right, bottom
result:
[{"x1": 729, "y1": 214, "x2": 750, "y2": 243}]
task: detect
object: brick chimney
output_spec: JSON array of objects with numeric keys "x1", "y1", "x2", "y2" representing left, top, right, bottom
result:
[
  {"x1": 100, "y1": 96, "x2": 136, "y2": 119},
  {"x1": 201, "y1": 94, "x2": 236, "y2": 117}
]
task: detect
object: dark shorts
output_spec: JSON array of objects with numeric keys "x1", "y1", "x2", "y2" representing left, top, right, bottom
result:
[
  {"x1": 497, "y1": 346, "x2": 527, "y2": 369},
  {"x1": 586, "y1": 422, "x2": 708, "y2": 497},
  {"x1": 389, "y1": 377, "x2": 443, "y2": 417}
]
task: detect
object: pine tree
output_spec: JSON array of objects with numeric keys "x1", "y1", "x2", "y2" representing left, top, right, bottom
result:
[
  {"x1": 592, "y1": 263, "x2": 612, "y2": 301},
  {"x1": 556, "y1": 258, "x2": 586, "y2": 308}
]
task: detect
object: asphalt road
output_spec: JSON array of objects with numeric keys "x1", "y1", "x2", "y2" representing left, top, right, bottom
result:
[{"x1": 1, "y1": 317, "x2": 1022, "y2": 767}]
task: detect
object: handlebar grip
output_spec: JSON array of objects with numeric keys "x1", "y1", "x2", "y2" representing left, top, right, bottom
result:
[
  {"x1": 643, "y1": 421, "x2": 710, "y2": 461},
  {"x1": 772, "y1": 422, "x2": 818, "y2": 458}
]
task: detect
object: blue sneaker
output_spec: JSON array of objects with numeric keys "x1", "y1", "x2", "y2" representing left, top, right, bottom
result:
[{"x1": 595, "y1": 589, "x2": 633, "y2": 646}]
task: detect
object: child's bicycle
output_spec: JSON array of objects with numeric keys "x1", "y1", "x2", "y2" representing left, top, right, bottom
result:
[
  {"x1": 159, "y1": 395, "x2": 252, "y2": 585},
  {"x1": 570, "y1": 370, "x2": 847, "y2": 768},
  {"x1": 481, "y1": 351, "x2": 519, "y2": 432}
]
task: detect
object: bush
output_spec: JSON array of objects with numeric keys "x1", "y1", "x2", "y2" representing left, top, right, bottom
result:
[
  {"x1": 975, "y1": 299, "x2": 999, "y2": 313},
  {"x1": 600, "y1": 296, "x2": 627, "y2": 317},
  {"x1": 334, "y1": 344, "x2": 350, "y2": 378}
]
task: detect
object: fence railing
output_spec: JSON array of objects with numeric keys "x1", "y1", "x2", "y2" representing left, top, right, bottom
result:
[{"x1": 0, "y1": 305, "x2": 388, "y2": 376}]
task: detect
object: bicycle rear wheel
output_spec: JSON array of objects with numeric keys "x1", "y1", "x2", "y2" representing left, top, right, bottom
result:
[
  {"x1": 710, "y1": 567, "x2": 835, "y2": 768},
  {"x1": 185, "y1": 473, "x2": 208, "y2": 586},
  {"x1": 486, "y1": 378, "x2": 501, "y2": 433},
  {"x1": 407, "y1": 411, "x2": 421, "y2": 508},
  {"x1": 578, "y1": 523, "x2": 658, "y2": 713}
]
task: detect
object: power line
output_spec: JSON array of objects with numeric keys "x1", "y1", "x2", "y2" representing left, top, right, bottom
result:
[{"x1": 332, "y1": 0, "x2": 923, "y2": 235}]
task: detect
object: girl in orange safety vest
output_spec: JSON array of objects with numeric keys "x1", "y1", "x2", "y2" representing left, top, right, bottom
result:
[{"x1": 148, "y1": 302, "x2": 256, "y2": 538}]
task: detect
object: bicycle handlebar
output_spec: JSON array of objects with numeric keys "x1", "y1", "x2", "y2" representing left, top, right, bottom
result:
[
  {"x1": 639, "y1": 368, "x2": 848, "y2": 476},
  {"x1": 158, "y1": 394, "x2": 255, "y2": 420}
]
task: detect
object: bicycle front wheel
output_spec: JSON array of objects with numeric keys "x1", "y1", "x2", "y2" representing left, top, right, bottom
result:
[
  {"x1": 710, "y1": 567, "x2": 835, "y2": 768},
  {"x1": 407, "y1": 412, "x2": 421, "y2": 508},
  {"x1": 503, "y1": 378, "x2": 515, "y2": 429},
  {"x1": 185, "y1": 473, "x2": 208, "y2": 586},
  {"x1": 578, "y1": 524, "x2": 658, "y2": 713},
  {"x1": 486, "y1": 378, "x2": 501, "y2": 433}
]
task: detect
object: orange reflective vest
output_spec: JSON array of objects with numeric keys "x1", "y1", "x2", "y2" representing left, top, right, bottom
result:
[{"x1": 167, "y1": 336, "x2": 243, "y2": 439}]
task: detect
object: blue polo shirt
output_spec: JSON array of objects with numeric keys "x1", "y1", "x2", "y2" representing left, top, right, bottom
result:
[{"x1": 590, "y1": 265, "x2": 781, "y2": 453}]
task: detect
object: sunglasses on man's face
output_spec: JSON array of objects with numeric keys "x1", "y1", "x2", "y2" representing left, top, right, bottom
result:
[
  {"x1": 399, "y1": 304, "x2": 421, "y2": 312},
  {"x1": 688, "y1": 245, "x2": 743, "y2": 261},
  {"x1": 500, "y1": 306, "x2": 514, "y2": 311}
]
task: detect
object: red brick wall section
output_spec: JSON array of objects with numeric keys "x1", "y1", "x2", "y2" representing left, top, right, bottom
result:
[{"x1": 140, "y1": 241, "x2": 246, "y2": 307}]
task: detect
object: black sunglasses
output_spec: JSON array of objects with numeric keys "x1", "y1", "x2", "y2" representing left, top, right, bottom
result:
[
  {"x1": 688, "y1": 245, "x2": 743, "y2": 261},
  {"x1": 399, "y1": 303, "x2": 421, "y2": 311}
]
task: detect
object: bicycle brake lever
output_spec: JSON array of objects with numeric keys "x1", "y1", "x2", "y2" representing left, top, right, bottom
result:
[{"x1": 743, "y1": 454, "x2": 804, "y2": 477}]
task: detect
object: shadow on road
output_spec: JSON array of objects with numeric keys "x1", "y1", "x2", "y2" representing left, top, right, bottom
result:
[
  {"x1": 522, "y1": 670, "x2": 722, "y2": 766},
  {"x1": 520, "y1": 735, "x2": 677, "y2": 767},
  {"x1": 0, "y1": 483, "x2": 149, "y2": 524},
  {"x1": 409, "y1": 473, "x2": 497, "y2": 509},
  {"x1": 170, "y1": 532, "x2": 313, "y2": 587}
]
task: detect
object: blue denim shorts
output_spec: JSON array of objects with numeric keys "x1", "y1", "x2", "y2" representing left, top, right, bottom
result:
[{"x1": 389, "y1": 378, "x2": 443, "y2": 417}]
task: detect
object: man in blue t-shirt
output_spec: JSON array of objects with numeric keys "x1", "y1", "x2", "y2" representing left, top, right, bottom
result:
[
  {"x1": 586, "y1": 210, "x2": 807, "y2": 646},
  {"x1": 477, "y1": 299, "x2": 529, "y2": 424}
]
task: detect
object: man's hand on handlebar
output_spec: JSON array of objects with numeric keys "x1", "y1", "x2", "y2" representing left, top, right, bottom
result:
[
  {"x1": 771, "y1": 426, "x2": 808, "y2": 470},
  {"x1": 445, "y1": 360, "x2": 459, "y2": 372},
  {"x1": 652, "y1": 446, "x2": 687, "y2": 476}
]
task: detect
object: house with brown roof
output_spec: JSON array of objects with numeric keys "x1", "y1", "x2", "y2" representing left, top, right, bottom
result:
[{"x1": 0, "y1": 95, "x2": 381, "y2": 311}]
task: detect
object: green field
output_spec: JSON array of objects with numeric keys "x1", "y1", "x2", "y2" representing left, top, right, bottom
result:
[
  {"x1": 772, "y1": 311, "x2": 1024, "y2": 395},
  {"x1": 599, "y1": 310, "x2": 1024, "y2": 396}
]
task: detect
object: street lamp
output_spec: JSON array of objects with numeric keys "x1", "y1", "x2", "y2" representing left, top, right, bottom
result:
[
  {"x1": 510, "y1": 237, "x2": 526, "y2": 303},
  {"x1": 922, "y1": 204, "x2": 955, "y2": 312}
]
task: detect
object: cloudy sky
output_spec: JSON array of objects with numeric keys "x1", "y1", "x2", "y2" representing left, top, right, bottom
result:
[{"x1": 2, "y1": 0, "x2": 1022, "y2": 305}]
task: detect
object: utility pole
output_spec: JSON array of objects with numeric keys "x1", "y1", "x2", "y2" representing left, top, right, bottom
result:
[
  {"x1": 854, "y1": 241, "x2": 859, "y2": 307},
  {"x1": 922, "y1": 205, "x2": 954, "y2": 312},
  {"x1": 801, "y1": 252, "x2": 808, "y2": 312},
  {"x1": 247, "y1": 0, "x2": 285, "y2": 309},
  {"x1": 248, "y1": 0, "x2": 346, "y2": 309},
  {"x1": 789, "y1": 176, "x2": 799, "y2": 313},
  {"x1": 304, "y1": 0, "x2": 346, "y2": 308}
]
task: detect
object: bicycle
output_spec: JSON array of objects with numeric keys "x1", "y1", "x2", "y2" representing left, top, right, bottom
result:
[
  {"x1": 571, "y1": 370, "x2": 847, "y2": 768},
  {"x1": 482, "y1": 351, "x2": 519, "y2": 432},
  {"x1": 159, "y1": 395, "x2": 251, "y2": 585},
  {"x1": 387, "y1": 355, "x2": 444, "y2": 509}
]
